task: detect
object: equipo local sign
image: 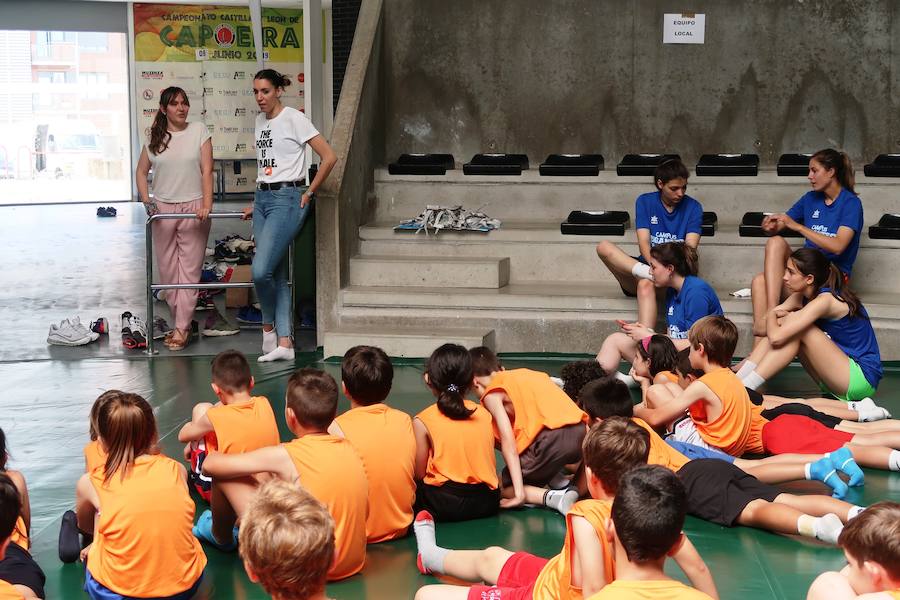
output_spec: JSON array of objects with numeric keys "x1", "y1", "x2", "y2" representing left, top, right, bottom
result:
[{"x1": 663, "y1": 13, "x2": 705, "y2": 44}]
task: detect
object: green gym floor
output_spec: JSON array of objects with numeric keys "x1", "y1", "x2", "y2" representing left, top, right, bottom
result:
[{"x1": 4, "y1": 353, "x2": 900, "y2": 600}]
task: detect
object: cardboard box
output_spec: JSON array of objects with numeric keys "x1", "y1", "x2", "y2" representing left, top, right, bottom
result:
[{"x1": 225, "y1": 264, "x2": 253, "y2": 308}]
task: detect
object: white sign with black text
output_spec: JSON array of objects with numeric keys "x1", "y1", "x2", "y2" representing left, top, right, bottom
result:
[{"x1": 663, "y1": 13, "x2": 706, "y2": 44}]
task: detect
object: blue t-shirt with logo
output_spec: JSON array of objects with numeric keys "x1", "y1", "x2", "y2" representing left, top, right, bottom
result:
[
  {"x1": 785, "y1": 188, "x2": 863, "y2": 275},
  {"x1": 666, "y1": 275, "x2": 723, "y2": 339},
  {"x1": 634, "y1": 191, "x2": 703, "y2": 247},
  {"x1": 812, "y1": 289, "x2": 882, "y2": 388}
]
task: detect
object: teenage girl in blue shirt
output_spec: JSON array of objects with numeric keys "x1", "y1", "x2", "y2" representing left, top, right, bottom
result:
[
  {"x1": 595, "y1": 159, "x2": 703, "y2": 328},
  {"x1": 739, "y1": 247, "x2": 882, "y2": 402},
  {"x1": 597, "y1": 242, "x2": 722, "y2": 384},
  {"x1": 750, "y1": 149, "x2": 862, "y2": 339}
]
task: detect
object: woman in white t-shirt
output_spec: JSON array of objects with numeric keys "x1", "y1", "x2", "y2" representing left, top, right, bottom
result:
[
  {"x1": 136, "y1": 86, "x2": 213, "y2": 351},
  {"x1": 243, "y1": 69, "x2": 336, "y2": 362}
]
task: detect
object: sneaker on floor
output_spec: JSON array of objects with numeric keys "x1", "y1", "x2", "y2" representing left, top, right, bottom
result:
[
  {"x1": 202, "y1": 311, "x2": 239, "y2": 337},
  {"x1": 195, "y1": 291, "x2": 215, "y2": 311},
  {"x1": 106, "y1": 206, "x2": 117, "y2": 216},
  {"x1": 58, "y1": 510, "x2": 82, "y2": 563},
  {"x1": 121, "y1": 312, "x2": 136, "y2": 348},
  {"x1": 69, "y1": 317, "x2": 100, "y2": 342},
  {"x1": 96, "y1": 206, "x2": 113, "y2": 217},
  {"x1": 236, "y1": 305, "x2": 262, "y2": 324},
  {"x1": 152, "y1": 317, "x2": 173, "y2": 341},
  {"x1": 128, "y1": 314, "x2": 148, "y2": 348},
  {"x1": 90, "y1": 317, "x2": 108, "y2": 335},
  {"x1": 47, "y1": 320, "x2": 92, "y2": 346}
]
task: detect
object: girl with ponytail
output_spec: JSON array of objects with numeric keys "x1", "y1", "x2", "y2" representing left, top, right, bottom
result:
[
  {"x1": 738, "y1": 247, "x2": 882, "y2": 402},
  {"x1": 597, "y1": 241, "x2": 723, "y2": 384},
  {"x1": 750, "y1": 148, "x2": 863, "y2": 340},
  {"x1": 76, "y1": 393, "x2": 206, "y2": 599},
  {"x1": 412, "y1": 344, "x2": 500, "y2": 521},
  {"x1": 136, "y1": 86, "x2": 213, "y2": 351}
]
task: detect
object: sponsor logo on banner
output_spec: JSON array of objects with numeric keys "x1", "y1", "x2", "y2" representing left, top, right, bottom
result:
[
  {"x1": 204, "y1": 87, "x2": 213, "y2": 95},
  {"x1": 142, "y1": 89, "x2": 154, "y2": 100},
  {"x1": 141, "y1": 70, "x2": 164, "y2": 79},
  {"x1": 215, "y1": 24, "x2": 236, "y2": 47},
  {"x1": 221, "y1": 126, "x2": 239, "y2": 134},
  {"x1": 235, "y1": 176, "x2": 248, "y2": 186},
  {"x1": 234, "y1": 107, "x2": 246, "y2": 117},
  {"x1": 234, "y1": 143, "x2": 247, "y2": 153},
  {"x1": 142, "y1": 108, "x2": 156, "y2": 116},
  {"x1": 218, "y1": 89, "x2": 238, "y2": 97},
  {"x1": 233, "y1": 71, "x2": 246, "y2": 80},
  {"x1": 298, "y1": 73, "x2": 304, "y2": 83}
]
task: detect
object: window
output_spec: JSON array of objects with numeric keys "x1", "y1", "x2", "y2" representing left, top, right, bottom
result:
[
  {"x1": 79, "y1": 72, "x2": 109, "y2": 99},
  {"x1": 77, "y1": 32, "x2": 108, "y2": 52}
]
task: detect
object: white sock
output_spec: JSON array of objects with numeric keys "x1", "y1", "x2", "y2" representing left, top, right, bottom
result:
[
  {"x1": 549, "y1": 376, "x2": 565, "y2": 389},
  {"x1": 848, "y1": 505, "x2": 866, "y2": 520},
  {"x1": 735, "y1": 360, "x2": 757, "y2": 380},
  {"x1": 257, "y1": 346, "x2": 295, "y2": 363},
  {"x1": 889, "y1": 450, "x2": 900, "y2": 471},
  {"x1": 613, "y1": 370, "x2": 637, "y2": 388},
  {"x1": 848, "y1": 397, "x2": 875, "y2": 412},
  {"x1": 813, "y1": 513, "x2": 844, "y2": 544},
  {"x1": 857, "y1": 406, "x2": 891, "y2": 422},
  {"x1": 413, "y1": 513, "x2": 449, "y2": 574},
  {"x1": 742, "y1": 370, "x2": 765, "y2": 390},
  {"x1": 544, "y1": 488, "x2": 580, "y2": 516},
  {"x1": 631, "y1": 262, "x2": 653, "y2": 280},
  {"x1": 262, "y1": 329, "x2": 277, "y2": 354}
]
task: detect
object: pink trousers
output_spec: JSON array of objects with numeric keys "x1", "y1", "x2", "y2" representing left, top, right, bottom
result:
[{"x1": 151, "y1": 198, "x2": 211, "y2": 331}]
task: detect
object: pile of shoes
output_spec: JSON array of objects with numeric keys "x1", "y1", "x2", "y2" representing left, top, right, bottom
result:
[
  {"x1": 121, "y1": 311, "x2": 148, "y2": 349},
  {"x1": 202, "y1": 308, "x2": 240, "y2": 337},
  {"x1": 213, "y1": 234, "x2": 254, "y2": 264},
  {"x1": 96, "y1": 206, "x2": 117, "y2": 217},
  {"x1": 47, "y1": 317, "x2": 107, "y2": 346},
  {"x1": 236, "y1": 305, "x2": 262, "y2": 324}
]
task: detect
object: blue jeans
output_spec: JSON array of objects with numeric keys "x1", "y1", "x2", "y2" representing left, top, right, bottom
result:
[{"x1": 252, "y1": 186, "x2": 309, "y2": 338}]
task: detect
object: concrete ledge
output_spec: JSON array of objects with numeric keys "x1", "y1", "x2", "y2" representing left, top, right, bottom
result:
[
  {"x1": 348, "y1": 254, "x2": 510, "y2": 288},
  {"x1": 323, "y1": 326, "x2": 495, "y2": 358}
]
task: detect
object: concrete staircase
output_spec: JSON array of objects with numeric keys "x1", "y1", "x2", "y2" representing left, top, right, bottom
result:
[{"x1": 322, "y1": 169, "x2": 900, "y2": 358}]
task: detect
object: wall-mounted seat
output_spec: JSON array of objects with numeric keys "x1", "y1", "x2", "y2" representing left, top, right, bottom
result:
[
  {"x1": 864, "y1": 154, "x2": 900, "y2": 177},
  {"x1": 388, "y1": 153, "x2": 455, "y2": 175},
  {"x1": 702, "y1": 211, "x2": 717, "y2": 237},
  {"x1": 696, "y1": 154, "x2": 759, "y2": 176},
  {"x1": 776, "y1": 153, "x2": 813, "y2": 176},
  {"x1": 560, "y1": 210, "x2": 629, "y2": 235},
  {"x1": 869, "y1": 214, "x2": 900, "y2": 240},
  {"x1": 739, "y1": 212, "x2": 803, "y2": 238},
  {"x1": 463, "y1": 153, "x2": 529, "y2": 175},
  {"x1": 616, "y1": 154, "x2": 680, "y2": 176},
  {"x1": 539, "y1": 154, "x2": 604, "y2": 176}
]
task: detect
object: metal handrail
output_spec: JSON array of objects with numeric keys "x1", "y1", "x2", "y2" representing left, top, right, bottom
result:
[{"x1": 145, "y1": 211, "x2": 294, "y2": 355}]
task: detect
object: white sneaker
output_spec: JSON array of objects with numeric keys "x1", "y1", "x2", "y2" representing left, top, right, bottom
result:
[
  {"x1": 70, "y1": 317, "x2": 100, "y2": 342},
  {"x1": 48, "y1": 320, "x2": 92, "y2": 346}
]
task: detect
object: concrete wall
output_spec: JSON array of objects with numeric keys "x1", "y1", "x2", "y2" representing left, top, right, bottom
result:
[{"x1": 382, "y1": 0, "x2": 900, "y2": 166}]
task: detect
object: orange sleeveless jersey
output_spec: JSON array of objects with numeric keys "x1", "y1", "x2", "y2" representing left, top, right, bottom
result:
[
  {"x1": 632, "y1": 418, "x2": 689, "y2": 473},
  {"x1": 86, "y1": 455, "x2": 206, "y2": 597},
  {"x1": 282, "y1": 434, "x2": 368, "y2": 580},
  {"x1": 416, "y1": 401, "x2": 499, "y2": 489},
  {"x1": 532, "y1": 499, "x2": 615, "y2": 600},
  {"x1": 589, "y1": 579, "x2": 714, "y2": 599},
  {"x1": 84, "y1": 440, "x2": 105, "y2": 473},
  {"x1": 335, "y1": 403, "x2": 416, "y2": 543},
  {"x1": 0, "y1": 580, "x2": 24, "y2": 600},
  {"x1": 658, "y1": 370, "x2": 680, "y2": 384},
  {"x1": 690, "y1": 368, "x2": 767, "y2": 456},
  {"x1": 203, "y1": 396, "x2": 279, "y2": 454},
  {"x1": 482, "y1": 369, "x2": 588, "y2": 453},
  {"x1": 9, "y1": 516, "x2": 27, "y2": 551}
]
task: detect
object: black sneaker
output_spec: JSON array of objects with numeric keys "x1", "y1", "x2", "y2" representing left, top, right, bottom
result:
[{"x1": 58, "y1": 510, "x2": 81, "y2": 563}]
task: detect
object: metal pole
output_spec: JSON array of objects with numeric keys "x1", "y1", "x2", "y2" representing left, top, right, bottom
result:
[{"x1": 145, "y1": 216, "x2": 156, "y2": 355}]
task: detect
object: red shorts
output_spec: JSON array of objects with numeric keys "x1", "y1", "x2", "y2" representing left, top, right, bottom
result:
[
  {"x1": 467, "y1": 552, "x2": 549, "y2": 600},
  {"x1": 762, "y1": 414, "x2": 853, "y2": 455}
]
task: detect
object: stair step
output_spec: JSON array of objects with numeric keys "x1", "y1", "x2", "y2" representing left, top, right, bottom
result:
[
  {"x1": 323, "y1": 326, "x2": 496, "y2": 359},
  {"x1": 348, "y1": 255, "x2": 510, "y2": 288}
]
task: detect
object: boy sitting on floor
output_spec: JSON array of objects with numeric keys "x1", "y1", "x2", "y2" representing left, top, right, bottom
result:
[
  {"x1": 591, "y1": 465, "x2": 715, "y2": 599},
  {"x1": 807, "y1": 501, "x2": 900, "y2": 600},
  {"x1": 413, "y1": 417, "x2": 716, "y2": 600},
  {"x1": 201, "y1": 368, "x2": 368, "y2": 581}
]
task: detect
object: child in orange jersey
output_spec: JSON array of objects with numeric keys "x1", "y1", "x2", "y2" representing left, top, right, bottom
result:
[
  {"x1": 0, "y1": 432, "x2": 42, "y2": 600},
  {"x1": 807, "y1": 502, "x2": 900, "y2": 600},
  {"x1": 239, "y1": 479, "x2": 335, "y2": 600},
  {"x1": 76, "y1": 393, "x2": 206, "y2": 600},
  {"x1": 589, "y1": 466, "x2": 715, "y2": 600},
  {"x1": 1, "y1": 473, "x2": 32, "y2": 600},
  {"x1": 470, "y1": 346, "x2": 588, "y2": 514},
  {"x1": 201, "y1": 368, "x2": 367, "y2": 581},
  {"x1": 413, "y1": 344, "x2": 500, "y2": 522},
  {"x1": 413, "y1": 417, "x2": 716, "y2": 600},
  {"x1": 328, "y1": 345, "x2": 415, "y2": 541},
  {"x1": 178, "y1": 350, "x2": 279, "y2": 533}
]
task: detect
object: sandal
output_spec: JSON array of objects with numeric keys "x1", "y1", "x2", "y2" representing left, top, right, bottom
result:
[{"x1": 165, "y1": 329, "x2": 192, "y2": 351}]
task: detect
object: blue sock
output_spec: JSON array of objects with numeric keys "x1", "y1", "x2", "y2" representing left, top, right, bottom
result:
[
  {"x1": 806, "y1": 457, "x2": 848, "y2": 499},
  {"x1": 828, "y1": 447, "x2": 865, "y2": 487},
  {"x1": 192, "y1": 509, "x2": 237, "y2": 552}
]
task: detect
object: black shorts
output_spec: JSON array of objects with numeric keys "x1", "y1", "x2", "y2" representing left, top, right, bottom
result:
[
  {"x1": 761, "y1": 403, "x2": 841, "y2": 429},
  {"x1": 413, "y1": 480, "x2": 500, "y2": 523},
  {"x1": 677, "y1": 459, "x2": 781, "y2": 526},
  {"x1": 747, "y1": 388, "x2": 764, "y2": 406},
  {"x1": 0, "y1": 542, "x2": 45, "y2": 599},
  {"x1": 501, "y1": 423, "x2": 586, "y2": 489}
]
